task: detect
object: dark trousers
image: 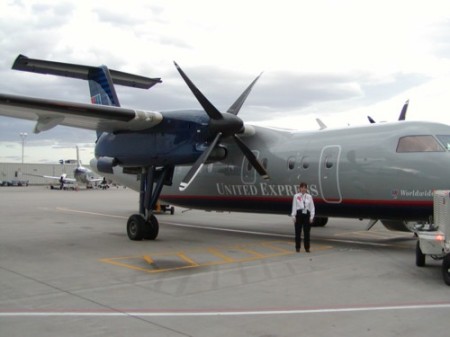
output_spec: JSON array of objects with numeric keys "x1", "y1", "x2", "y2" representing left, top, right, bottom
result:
[{"x1": 295, "y1": 210, "x2": 311, "y2": 251}]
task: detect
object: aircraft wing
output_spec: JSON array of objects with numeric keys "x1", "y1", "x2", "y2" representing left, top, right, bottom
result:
[
  {"x1": 24, "y1": 173, "x2": 76, "y2": 183},
  {"x1": 86, "y1": 177, "x2": 104, "y2": 183},
  {"x1": 0, "y1": 93, "x2": 163, "y2": 133}
]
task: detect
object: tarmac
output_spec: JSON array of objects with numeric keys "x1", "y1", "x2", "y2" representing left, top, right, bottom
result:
[{"x1": 1, "y1": 186, "x2": 449, "y2": 337}]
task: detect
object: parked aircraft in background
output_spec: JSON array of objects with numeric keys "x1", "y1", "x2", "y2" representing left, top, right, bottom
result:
[
  {"x1": 27, "y1": 146, "x2": 103, "y2": 189},
  {"x1": 1, "y1": 55, "x2": 450, "y2": 242}
]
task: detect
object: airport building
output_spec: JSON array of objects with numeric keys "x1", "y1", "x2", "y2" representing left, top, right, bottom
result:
[{"x1": 0, "y1": 162, "x2": 83, "y2": 186}]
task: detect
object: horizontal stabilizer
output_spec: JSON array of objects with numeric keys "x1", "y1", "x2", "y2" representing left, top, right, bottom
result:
[{"x1": 12, "y1": 54, "x2": 162, "y2": 89}]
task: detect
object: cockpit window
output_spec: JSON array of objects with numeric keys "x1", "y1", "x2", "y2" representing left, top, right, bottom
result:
[
  {"x1": 396, "y1": 135, "x2": 444, "y2": 153},
  {"x1": 436, "y1": 135, "x2": 450, "y2": 151}
]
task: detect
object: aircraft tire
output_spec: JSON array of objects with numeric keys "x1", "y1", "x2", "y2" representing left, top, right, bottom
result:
[
  {"x1": 416, "y1": 241, "x2": 426, "y2": 267},
  {"x1": 127, "y1": 214, "x2": 146, "y2": 241},
  {"x1": 312, "y1": 217, "x2": 328, "y2": 227},
  {"x1": 442, "y1": 254, "x2": 450, "y2": 286},
  {"x1": 144, "y1": 215, "x2": 159, "y2": 240}
]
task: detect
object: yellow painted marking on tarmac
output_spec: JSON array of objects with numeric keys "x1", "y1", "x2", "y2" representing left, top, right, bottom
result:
[
  {"x1": 100, "y1": 240, "x2": 335, "y2": 274},
  {"x1": 206, "y1": 248, "x2": 236, "y2": 263},
  {"x1": 177, "y1": 252, "x2": 200, "y2": 267},
  {"x1": 233, "y1": 246, "x2": 267, "y2": 258},
  {"x1": 143, "y1": 255, "x2": 153, "y2": 264},
  {"x1": 99, "y1": 256, "x2": 195, "y2": 273},
  {"x1": 99, "y1": 257, "x2": 156, "y2": 273}
]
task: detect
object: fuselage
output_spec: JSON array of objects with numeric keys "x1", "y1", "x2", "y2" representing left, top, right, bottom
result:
[
  {"x1": 73, "y1": 166, "x2": 97, "y2": 185},
  {"x1": 96, "y1": 120, "x2": 450, "y2": 222}
]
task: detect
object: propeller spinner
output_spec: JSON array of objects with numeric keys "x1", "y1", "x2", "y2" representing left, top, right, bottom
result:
[{"x1": 174, "y1": 62, "x2": 269, "y2": 191}]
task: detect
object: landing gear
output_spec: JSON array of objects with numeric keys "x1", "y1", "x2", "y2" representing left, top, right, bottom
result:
[
  {"x1": 127, "y1": 214, "x2": 146, "y2": 241},
  {"x1": 126, "y1": 166, "x2": 173, "y2": 241},
  {"x1": 127, "y1": 214, "x2": 159, "y2": 241}
]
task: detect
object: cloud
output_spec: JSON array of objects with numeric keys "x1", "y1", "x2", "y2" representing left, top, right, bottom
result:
[{"x1": 1, "y1": 0, "x2": 450, "y2": 162}]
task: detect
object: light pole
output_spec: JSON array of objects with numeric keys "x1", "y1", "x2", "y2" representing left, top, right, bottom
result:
[{"x1": 19, "y1": 132, "x2": 27, "y2": 164}]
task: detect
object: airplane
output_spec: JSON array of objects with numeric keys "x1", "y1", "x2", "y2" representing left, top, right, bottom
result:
[
  {"x1": 26, "y1": 146, "x2": 103, "y2": 189},
  {"x1": 1, "y1": 55, "x2": 450, "y2": 242}
]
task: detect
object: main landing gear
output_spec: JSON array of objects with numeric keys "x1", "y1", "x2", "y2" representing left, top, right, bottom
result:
[{"x1": 126, "y1": 166, "x2": 173, "y2": 241}]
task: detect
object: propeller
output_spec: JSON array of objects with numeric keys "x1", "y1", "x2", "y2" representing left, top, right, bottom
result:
[
  {"x1": 367, "y1": 99, "x2": 409, "y2": 124},
  {"x1": 174, "y1": 62, "x2": 269, "y2": 191}
]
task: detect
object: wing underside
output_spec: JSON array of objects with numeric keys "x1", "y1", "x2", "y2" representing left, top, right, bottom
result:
[{"x1": 0, "y1": 93, "x2": 163, "y2": 133}]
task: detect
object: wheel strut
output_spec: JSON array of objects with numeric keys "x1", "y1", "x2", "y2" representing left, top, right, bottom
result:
[{"x1": 127, "y1": 166, "x2": 173, "y2": 241}]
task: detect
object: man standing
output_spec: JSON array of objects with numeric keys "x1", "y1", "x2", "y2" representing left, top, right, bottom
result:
[{"x1": 291, "y1": 182, "x2": 315, "y2": 252}]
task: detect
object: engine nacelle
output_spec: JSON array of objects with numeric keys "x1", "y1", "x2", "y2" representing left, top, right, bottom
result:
[
  {"x1": 96, "y1": 157, "x2": 118, "y2": 174},
  {"x1": 205, "y1": 145, "x2": 227, "y2": 163}
]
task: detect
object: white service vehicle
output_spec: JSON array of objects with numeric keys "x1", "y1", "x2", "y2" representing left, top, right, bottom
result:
[{"x1": 415, "y1": 190, "x2": 450, "y2": 285}]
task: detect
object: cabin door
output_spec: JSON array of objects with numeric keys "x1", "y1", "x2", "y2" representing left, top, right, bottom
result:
[
  {"x1": 240, "y1": 150, "x2": 260, "y2": 184},
  {"x1": 319, "y1": 145, "x2": 342, "y2": 203}
]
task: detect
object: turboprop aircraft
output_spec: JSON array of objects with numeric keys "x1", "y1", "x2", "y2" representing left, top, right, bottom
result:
[{"x1": 1, "y1": 55, "x2": 450, "y2": 242}]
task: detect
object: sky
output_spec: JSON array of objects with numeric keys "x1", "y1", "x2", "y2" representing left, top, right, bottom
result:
[{"x1": 1, "y1": 0, "x2": 450, "y2": 164}]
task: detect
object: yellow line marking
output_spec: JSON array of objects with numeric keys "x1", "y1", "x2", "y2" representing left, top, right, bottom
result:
[
  {"x1": 99, "y1": 258, "x2": 154, "y2": 273},
  {"x1": 206, "y1": 248, "x2": 236, "y2": 263},
  {"x1": 143, "y1": 255, "x2": 153, "y2": 264},
  {"x1": 99, "y1": 240, "x2": 335, "y2": 274},
  {"x1": 233, "y1": 246, "x2": 267, "y2": 258},
  {"x1": 177, "y1": 252, "x2": 200, "y2": 267}
]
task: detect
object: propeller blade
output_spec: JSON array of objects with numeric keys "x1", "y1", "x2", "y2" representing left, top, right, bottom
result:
[
  {"x1": 227, "y1": 73, "x2": 263, "y2": 115},
  {"x1": 398, "y1": 99, "x2": 409, "y2": 121},
  {"x1": 173, "y1": 61, "x2": 222, "y2": 120},
  {"x1": 367, "y1": 116, "x2": 376, "y2": 124},
  {"x1": 179, "y1": 133, "x2": 222, "y2": 191},
  {"x1": 233, "y1": 134, "x2": 269, "y2": 179}
]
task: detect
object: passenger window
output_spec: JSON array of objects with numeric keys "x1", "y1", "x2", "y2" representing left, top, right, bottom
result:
[
  {"x1": 437, "y1": 135, "x2": 450, "y2": 151},
  {"x1": 396, "y1": 136, "x2": 444, "y2": 152},
  {"x1": 325, "y1": 156, "x2": 333, "y2": 168},
  {"x1": 287, "y1": 157, "x2": 295, "y2": 170},
  {"x1": 302, "y1": 157, "x2": 310, "y2": 169}
]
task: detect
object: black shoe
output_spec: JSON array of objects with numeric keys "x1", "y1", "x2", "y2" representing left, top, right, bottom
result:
[
  {"x1": 296, "y1": 248, "x2": 300, "y2": 252},
  {"x1": 305, "y1": 249, "x2": 310, "y2": 253}
]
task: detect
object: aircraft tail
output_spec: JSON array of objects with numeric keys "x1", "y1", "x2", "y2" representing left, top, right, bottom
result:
[
  {"x1": 88, "y1": 66, "x2": 120, "y2": 107},
  {"x1": 87, "y1": 67, "x2": 119, "y2": 139},
  {"x1": 76, "y1": 145, "x2": 82, "y2": 167},
  {"x1": 12, "y1": 54, "x2": 162, "y2": 138}
]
